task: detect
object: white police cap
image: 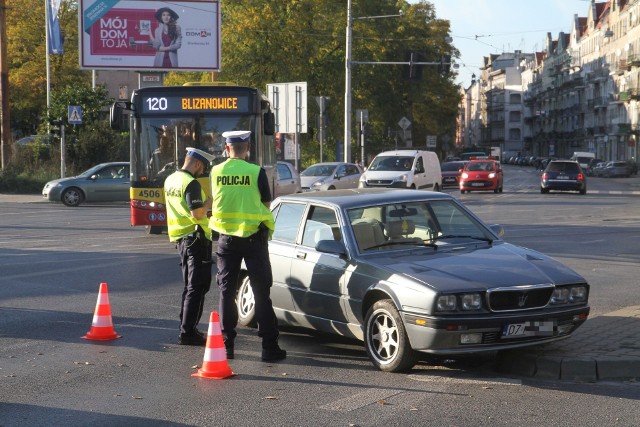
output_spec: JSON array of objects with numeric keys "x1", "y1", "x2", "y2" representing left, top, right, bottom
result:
[
  {"x1": 222, "y1": 130, "x2": 251, "y2": 144},
  {"x1": 186, "y1": 147, "x2": 215, "y2": 164}
]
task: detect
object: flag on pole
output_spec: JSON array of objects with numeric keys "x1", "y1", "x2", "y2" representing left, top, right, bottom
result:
[{"x1": 47, "y1": 0, "x2": 64, "y2": 54}]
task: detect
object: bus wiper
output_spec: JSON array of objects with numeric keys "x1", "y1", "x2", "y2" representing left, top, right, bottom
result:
[{"x1": 431, "y1": 234, "x2": 493, "y2": 244}]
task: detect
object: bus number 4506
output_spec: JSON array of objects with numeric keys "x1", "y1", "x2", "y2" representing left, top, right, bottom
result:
[{"x1": 138, "y1": 189, "x2": 162, "y2": 199}]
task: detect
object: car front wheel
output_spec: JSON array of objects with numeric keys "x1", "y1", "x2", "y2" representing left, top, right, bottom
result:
[
  {"x1": 236, "y1": 275, "x2": 257, "y2": 327},
  {"x1": 364, "y1": 299, "x2": 417, "y2": 372},
  {"x1": 61, "y1": 187, "x2": 83, "y2": 207}
]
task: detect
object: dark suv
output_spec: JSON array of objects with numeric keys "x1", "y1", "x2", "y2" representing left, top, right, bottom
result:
[{"x1": 541, "y1": 160, "x2": 587, "y2": 195}]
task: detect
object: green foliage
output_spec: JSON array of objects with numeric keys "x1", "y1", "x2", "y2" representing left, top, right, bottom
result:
[{"x1": 4, "y1": 0, "x2": 461, "y2": 182}]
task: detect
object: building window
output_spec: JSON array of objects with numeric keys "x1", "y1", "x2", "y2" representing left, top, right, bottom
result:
[
  {"x1": 509, "y1": 93, "x2": 521, "y2": 104},
  {"x1": 509, "y1": 128, "x2": 521, "y2": 140},
  {"x1": 509, "y1": 111, "x2": 521, "y2": 122}
]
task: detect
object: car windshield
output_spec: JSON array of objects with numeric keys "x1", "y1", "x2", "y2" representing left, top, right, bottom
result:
[
  {"x1": 301, "y1": 164, "x2": 335, "y2": 177},
  {"x1": 368, "y1": 156, "x2": 413, "y2": 171},
  {"x1": 466, "y1": 162, "x2": 494, "y2": 172},
  {"x1": 78, "y1": 164, "x2": 109, "y2": 177},
  {"x1": 441, "y1": 162, "x2": 463, "y2": 171},
  {"x1": 347, "y1": 199, "x2": 493, "y2": 252},
  {"x1": 547, "y1": 162, "x2": 580, "y2": 173}
]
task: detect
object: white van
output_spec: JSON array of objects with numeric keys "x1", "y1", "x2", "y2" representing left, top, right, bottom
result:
[
  {"x1": 570, "y1": 152, "x2": 595, "y2": 169},
  {"x1": 359, "y1": 150, "x2": 442, "y2": 191}
]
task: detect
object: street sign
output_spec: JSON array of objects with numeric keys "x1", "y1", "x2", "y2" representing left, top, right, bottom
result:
[
  {"x1": 426, "y1": 135, "x2": 437, "y2": 148},
  {"x1": 68, "y1": 106, "x2": 82, "y2": 125},
  {"x1": 267, "y1": 82, "x2": 308, "y2": 134},
  {"x1": 356, "y1": 109, "x2": 369, "y2": 123},
  {"x1": 398, "y1": 116, "x2": 411, "y2": 130}
]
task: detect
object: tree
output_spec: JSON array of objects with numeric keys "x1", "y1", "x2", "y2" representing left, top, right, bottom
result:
[{"x1": 6, "y1": 0, "x2": 89, "y2": 136}]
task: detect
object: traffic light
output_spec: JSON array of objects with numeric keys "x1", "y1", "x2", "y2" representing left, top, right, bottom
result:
[
  {"x1": 404, "y1": 52, "x2": 423, "y2": 80},
  {"x1": 439, "y1": 54, "x2": 452, "y2": 75}
]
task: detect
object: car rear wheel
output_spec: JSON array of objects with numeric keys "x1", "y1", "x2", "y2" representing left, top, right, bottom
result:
[
  {"x1": 433, "y1": 183, "x2": 440, "y2": 192},
  {"x1": 579, "y1": 188, "x2": 587, "y2": 195},
  {"x1": 541, "y1": 187, "x2": 549, "y2": 194},
  {"x1": 236, "y1": 274, "x2": 257, "y2": 328},
  {"x1": 364, "y1": 299, "x2": 417, "y2": 372},
  {"x1": 61, "y1": 187, "x2": 84, "y2": 207}
]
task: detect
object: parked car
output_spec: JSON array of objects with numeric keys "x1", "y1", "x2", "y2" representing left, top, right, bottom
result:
[
  {"x1": 540, "y1": 160, "x2": 586, "y2": 194},
  {"x1": 300, "y1": 162, "x2": 363, "y2": 191},
  {"x1": 15, "y1": 135, "x2": 50, "y2": 146},
  {"x1": 440, "y1": 160, "x2": 468, "y2": 188},
  {"x1": 273, "y1": 161, "x2": 301, "y2": 197},
  {"x1": 459, "y1": 159, "x2": 504, "y2": 193},
  {"x1": 591, "y1": 162, "x2": 607, "y2": 177},
  {"x1": 359, "y1": 150, "x2": 442, "y2": 191},
  {"x1": 585, "y1": 158, "x2": 604, "y2": 176},
  {"x1": 42, "y1": 162, "x2": 130, "y2": 207},
  {"x1": 236, "y1": 189, "x2": 590, "y2": 372},
  {"x1": 602, "y1": 160, "x2": 632, "y2": 178}
]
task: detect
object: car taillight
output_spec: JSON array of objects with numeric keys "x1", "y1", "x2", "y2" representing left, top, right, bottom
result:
[
  {"x1": 542, "y1": 173, "x2": 548, "y2": 179},
  {"x1": 577, "y1": 173, "x2": 584, "y2": 181}
]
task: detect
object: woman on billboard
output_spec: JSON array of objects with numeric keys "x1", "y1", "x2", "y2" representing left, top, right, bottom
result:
[{"x1": 150, "y1": 7, "x2": 182, "y2": 67}]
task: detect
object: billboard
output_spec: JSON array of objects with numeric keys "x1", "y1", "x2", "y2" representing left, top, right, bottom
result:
[{"x1": 79, "y1": 0, "x2": 220, "y2": 71}]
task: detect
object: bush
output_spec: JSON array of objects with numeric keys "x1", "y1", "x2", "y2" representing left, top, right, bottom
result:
[{"x1": 0, "y1": 122, "x2": 129, "y2": 194}]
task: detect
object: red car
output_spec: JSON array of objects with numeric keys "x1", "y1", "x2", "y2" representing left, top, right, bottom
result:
[{"x1": 460, "y1": 160, "x2": 504, "y2": 193}]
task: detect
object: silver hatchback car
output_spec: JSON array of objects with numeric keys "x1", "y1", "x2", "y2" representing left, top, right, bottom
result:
[
  {"x1": 300, "y1": 162, "x2": 363, "y2": 191},
  {"x1": 235, "y1": 189, "x2": 590, "y2": 372}
]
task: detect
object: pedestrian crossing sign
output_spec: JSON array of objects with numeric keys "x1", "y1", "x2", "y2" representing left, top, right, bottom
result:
[{"x1": 68, "y1": 106, "x2": 82, "y2": 124}]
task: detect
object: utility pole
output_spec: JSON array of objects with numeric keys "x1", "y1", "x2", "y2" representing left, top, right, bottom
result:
[{"x1": 0, "y1": 0, "x2": 11, "y2": 169}]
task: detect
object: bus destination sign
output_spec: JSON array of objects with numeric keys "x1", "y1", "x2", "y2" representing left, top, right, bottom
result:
[{"x1": 141, "y1": 95, "x2": 250, "y2": 114}]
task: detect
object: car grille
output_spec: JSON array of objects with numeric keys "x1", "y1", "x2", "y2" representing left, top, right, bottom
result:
[
  {"x1": 487, "y1": 284, "x2": 555, "y2": 312},
  {"x1": 365, "y1": 179, "x2": 393, "y2": 186}
]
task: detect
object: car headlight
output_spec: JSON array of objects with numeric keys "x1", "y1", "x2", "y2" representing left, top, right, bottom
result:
[
  {"x1": 311, "y1": 179, "x2": 325, "y2": 188},
  {"x1": 569, "y1": 286, "x2": 587, "y2": 302},
  {"x1": 461, "y1": 293, "x2": 482, "y2": 310},
  {"x1": 461, "y1": 172, "x2": 469, "y2": 179},
  {"x1": 488, "y1": 172, "x2": 496, "y2": 179},
  {"x1": 436, "y1": 295, "x2": 457, "y2": 311},
  {"x1": 392, "y1": 174, "x2": 408, "y2": 183},
  {"x1": 550, "y1": 288, "x2": 569, "y2": 304}
]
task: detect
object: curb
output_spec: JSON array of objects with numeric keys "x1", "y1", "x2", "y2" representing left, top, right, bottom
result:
[{"x1": 497, "y1": 306, "x2": 640, "y2": 382}]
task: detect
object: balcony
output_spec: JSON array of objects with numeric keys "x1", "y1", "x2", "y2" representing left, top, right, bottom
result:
[
  {"x1": 629, "y1": 88, "x2": 640, "y2": 100},
  {"x1": 628, "y1": 55, "x2": 640, "y2": 68}
]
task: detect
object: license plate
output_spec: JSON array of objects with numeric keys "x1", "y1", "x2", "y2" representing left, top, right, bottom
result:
[
  {"x1": 471, "y1": 182, "x2": 484, "y2": 187},
  {"x1": 502, "y1": 321, "x2": 555, "y2": 338},
  {"x1": 557, "y1": 175, "x2": 569, "y2": 180},
  {"x1": 444, "y1": 178, "x2": 455, "y2": 183}
]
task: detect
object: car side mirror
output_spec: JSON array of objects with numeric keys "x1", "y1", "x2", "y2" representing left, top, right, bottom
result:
[
  {"x1": 90, "y1": 174, "x2": 98, "y2": 180},
  {"x1": 489, "y1": 224, "x2": 504, "y2": 238},
  {"x1": 315, "y1": 239, "x2": 347, "y2": 256}
]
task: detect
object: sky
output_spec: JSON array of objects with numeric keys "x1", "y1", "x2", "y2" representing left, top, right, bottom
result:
[{"x1": 427, "y1": 0, "x2": 595, "y2": 87}]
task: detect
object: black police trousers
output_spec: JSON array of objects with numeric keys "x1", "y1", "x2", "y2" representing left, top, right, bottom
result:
[
  {"x1": 215, "y1": 228, "x2": 279, "y2": 349},
  {"x1": 178, "y1": 233, "x2": 212, "y2": 335}
]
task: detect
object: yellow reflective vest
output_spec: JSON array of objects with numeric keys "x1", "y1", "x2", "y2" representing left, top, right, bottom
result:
[
  {"x1": 209, "y1": 159, "x2": 275, "y2": 238},
  {"x1": 164, "y1": 170, "x2": 212, "y2": 242}
]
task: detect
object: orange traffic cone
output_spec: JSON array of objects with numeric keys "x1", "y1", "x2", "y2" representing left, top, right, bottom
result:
[
  {"x1": 82, "y1": 282, "x2": 121, "y2": 341},
  {"x1": 192, "y1": 312, "x2": 234, "y2": 379}
]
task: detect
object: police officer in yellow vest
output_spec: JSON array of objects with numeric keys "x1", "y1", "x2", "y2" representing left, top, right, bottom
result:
[
  {"x1": 164, "y1": 147, "x2": 215, "y2": 346},
  {"x1": 209, "y1": 130, "x2": 286, "y2": 362}
]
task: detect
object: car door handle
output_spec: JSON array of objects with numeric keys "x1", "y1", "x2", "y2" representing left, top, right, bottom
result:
[{"x1": 296, "y1": 251, "x2": 307, "y2": 259}]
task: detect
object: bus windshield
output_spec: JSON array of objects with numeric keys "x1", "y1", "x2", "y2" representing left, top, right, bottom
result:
[{"x1": 133, "y1": 114, "x2": 259, "y2": 184}]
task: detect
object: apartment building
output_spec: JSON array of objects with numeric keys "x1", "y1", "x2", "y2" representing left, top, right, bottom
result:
[{"x1": 461, "y1": 0, "x2": 640, "y2": 166}]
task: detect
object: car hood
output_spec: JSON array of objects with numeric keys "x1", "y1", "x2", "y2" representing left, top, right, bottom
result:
[
  {"x1": 363, "y1": 170, "x2": 407, "y2": 179},
  {"x1": 300, "y1": 175, "x2": 327, "y2": 187},
  {"x1": 44, "y1": 176, "x2": 83, "y2": 186},
  {"x1": 366, "y1": 242, "x2": 584, "y2": 291}
]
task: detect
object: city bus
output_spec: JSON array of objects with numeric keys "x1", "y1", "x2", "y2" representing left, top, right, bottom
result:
[{"x1": 111, "y1": 83, "x2": 277, "y2": 234}]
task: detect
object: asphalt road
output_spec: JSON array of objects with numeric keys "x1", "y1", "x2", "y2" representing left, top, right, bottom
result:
[{"x1": 1, "y1": 165, "x2": 640, "y2": 427}]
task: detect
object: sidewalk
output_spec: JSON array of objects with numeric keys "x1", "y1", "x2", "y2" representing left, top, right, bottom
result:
[
  {"x1": 497, "y1": 306, "x2": 640, "y2": 382},
  {"x1": 0, "y1": 194, "x2": 44, "y2": 203}
]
